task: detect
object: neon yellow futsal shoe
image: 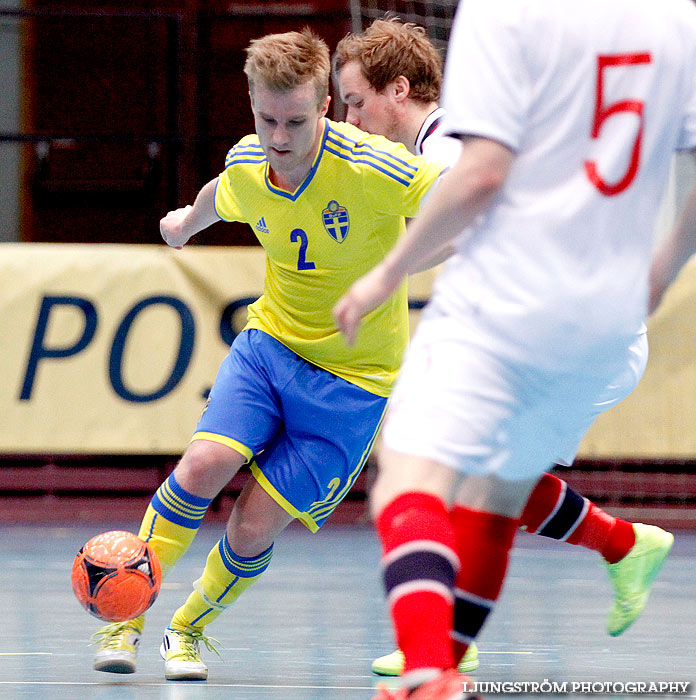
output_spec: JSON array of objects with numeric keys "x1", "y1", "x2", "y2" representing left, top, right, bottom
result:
[
  {"x1": 371, "y1": 641, "x2": 479, "y2": 676},
  {"x1": 606, "y1": 523, "x2": 674, "y2": 636},
  {"x1": 92, "y1": 619, "x2": 142, "y2": 673},
  {"x1": 160, "y1": 626, "x2": 220, "y2": 681}
]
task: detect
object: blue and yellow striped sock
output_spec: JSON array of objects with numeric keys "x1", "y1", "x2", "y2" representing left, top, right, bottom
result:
[
  {"x1": 170, "y1": 533, "x2": 273, "y2": 631},
  {"x1": 138, "y1": 472, "x2": 213, "y2": 578}
]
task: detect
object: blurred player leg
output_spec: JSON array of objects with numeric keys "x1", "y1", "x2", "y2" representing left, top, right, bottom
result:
[
  {"x1": 522, "y1": 472, "x2": 635, "y2": 561},
  {"x1": 449, "y1": 505, "x2": 518, "y2": 668},
  {"x1": 377, "y1": 491, "x2": 458, "y2": 674},
  {"x1": 373, "y1": 468, "x2": 650, "y2": 676},
  {"x1": 448, "y1": 474, "x2": 537, "y2": 668},
  {"x1": 370, "y1": 450, "x2": 483, "y2": 699},
  {"x1": 522, "y1": 472, "x2": 673, "y2": 634}
]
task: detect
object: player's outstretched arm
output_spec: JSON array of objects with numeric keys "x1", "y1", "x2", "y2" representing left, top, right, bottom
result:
[
  {"x1": 649, "y1": 158, "x2": 696, "y2": 314},
  {"x1": 334, "y1": 136, "x2": 513, "y2": 344},
  {"x1": 160, "y1": 178, "x2": 221, "y2": 249}
]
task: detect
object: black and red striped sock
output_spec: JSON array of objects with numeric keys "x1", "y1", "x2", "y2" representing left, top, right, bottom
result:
[
  {"x1": 521, "y1": 473, "x2": 634, "y2": 563},
  {"x1": 450, "y1": 505, "x2": 518, "y2": 665},
  {"x1": 376, "y1": 492, "x2": 459, "y2": 673}
]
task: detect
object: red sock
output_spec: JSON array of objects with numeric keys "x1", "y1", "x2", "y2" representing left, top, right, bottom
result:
[
  {"x1": 566, "y1": 502, "x2": 635, "y2": 564},
  {"x1": 376, "y1": 492, "x2": 458, "y2": 673},
  {"x1": 450, "y1": 505, "x2": 518, "y2": 665},
  {"x1": 520, "y1": 473, "x2": 565, "y2": 533},
  {"x1": 521, "y1": 473, "x2": 635, "y2": 564}
]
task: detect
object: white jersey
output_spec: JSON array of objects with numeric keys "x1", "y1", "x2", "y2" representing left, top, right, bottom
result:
[
  {"x1": 432, "y1": 0, "x2": 696, "y2": 374},
  {"x1": 416, "y1": 107, "x2": 461, "y2": 166}
]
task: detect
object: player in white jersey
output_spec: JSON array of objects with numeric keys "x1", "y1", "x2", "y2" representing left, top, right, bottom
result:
[
  {"x1": 334, "y1": 15, "x2": 671, "y2": 682},
  {"x1": 335, "y1": 3, "x2": 696, "y2": 698}
]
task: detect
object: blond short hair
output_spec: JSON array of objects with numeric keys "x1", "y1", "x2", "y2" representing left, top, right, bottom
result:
[
  {"x1": 333, "y1": 18, "x2": 442, "y2": 103},
  {"x1": 244, "y1": 28, "x2": 330, "y2": 105}
]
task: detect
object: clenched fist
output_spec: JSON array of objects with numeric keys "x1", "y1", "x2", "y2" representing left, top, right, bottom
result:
[{"x1": 160, "y1": 205, "x2": 194, "y2": 249}]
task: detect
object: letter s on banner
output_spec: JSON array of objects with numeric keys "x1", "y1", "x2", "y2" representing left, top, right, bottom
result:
[
  {"x1": 20, "y1": 295, "x2": 98, "y2": 400},
  {"x1": 219, "y1": 297, "x2": 258, "y2": 347},
  {"x1": 109, "y1": 296, "x2": 195, "y2": 402}
]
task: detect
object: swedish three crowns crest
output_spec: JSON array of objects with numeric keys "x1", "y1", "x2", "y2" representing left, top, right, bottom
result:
[{"x1": 322, "y1": 200, "x2": 350, "y2": 243}]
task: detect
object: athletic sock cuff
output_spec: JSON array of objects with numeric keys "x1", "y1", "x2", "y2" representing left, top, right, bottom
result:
[
  {"x1": 151, "y1": 473, "x2": 213, "y2": 528},
  {"x1": 218, "y1": 534, "x2": 273, "y2": 578}
]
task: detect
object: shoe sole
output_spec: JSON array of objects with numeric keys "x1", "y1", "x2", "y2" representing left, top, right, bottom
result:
[
  {"x1": 164, "y1": 670, "x2": 208, "y2": 681},
  {"x1": 93, "y1": 659, "x2": 136, "y2": 674},
  {"x1": 457, "y1": 658, "x2": 479, "y2": 674}
]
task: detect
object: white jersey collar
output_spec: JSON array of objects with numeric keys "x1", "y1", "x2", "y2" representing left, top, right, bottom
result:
[{"x1": 415, "y1": 107, "x2": 447, "y2": 155}]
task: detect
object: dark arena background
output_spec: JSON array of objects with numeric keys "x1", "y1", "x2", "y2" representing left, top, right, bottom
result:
[{"x1": 1, "y1": 1, "x2": 695, "y2": 699}]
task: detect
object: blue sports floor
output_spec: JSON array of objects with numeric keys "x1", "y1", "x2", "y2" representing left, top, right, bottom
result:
[{"x1": 1, "y1": 522, "x2": 694, "y2": 700}]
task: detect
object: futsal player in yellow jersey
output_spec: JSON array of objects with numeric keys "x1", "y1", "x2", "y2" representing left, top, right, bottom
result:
[{"x1": 91, "y1": 28, "x2": 443, "y2": 681}]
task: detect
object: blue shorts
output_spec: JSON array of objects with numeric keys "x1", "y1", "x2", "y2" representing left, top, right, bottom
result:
[{"x1": 193, "y1": 329, "x2": 388, "y2": 532}]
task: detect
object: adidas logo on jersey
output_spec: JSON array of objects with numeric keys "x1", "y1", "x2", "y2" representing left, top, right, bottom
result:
[{"x1": 255, "y1": 217, "x2": 269, "y2": 234}]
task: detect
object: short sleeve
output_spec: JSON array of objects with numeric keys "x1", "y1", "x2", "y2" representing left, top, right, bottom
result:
[
  {"x1": 441, "y1": 0, "x2": 528, "y2": 151},
  {"x1": 214, "y1": 166, "x2": 243, "y2": 222}
]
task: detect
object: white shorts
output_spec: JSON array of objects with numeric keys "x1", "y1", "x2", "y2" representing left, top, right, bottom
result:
[{"x1": 381, "y1": 315, "x2": 648, "y2": 481}]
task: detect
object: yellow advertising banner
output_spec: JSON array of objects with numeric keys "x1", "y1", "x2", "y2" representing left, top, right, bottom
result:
[{"x1": 2, "y1": 242, "x2": 695, "y2": 457}]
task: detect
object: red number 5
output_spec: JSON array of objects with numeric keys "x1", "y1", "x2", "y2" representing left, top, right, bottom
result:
[{"x1": 584, "y1": 52, "x2": 652, "y2": 197}]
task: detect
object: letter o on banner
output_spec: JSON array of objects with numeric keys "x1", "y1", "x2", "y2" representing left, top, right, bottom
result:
[{"x1": 109, "y1": 296, "x2": 195, "y2": 402}]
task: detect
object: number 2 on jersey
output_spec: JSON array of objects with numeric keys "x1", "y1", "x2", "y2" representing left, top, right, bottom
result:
[
  {"x1": 290, "y1": 228, "x2": 316, "y2": 270},
  {"x1": 584, "y1": 52, "x2": 652, "y2": 196}
]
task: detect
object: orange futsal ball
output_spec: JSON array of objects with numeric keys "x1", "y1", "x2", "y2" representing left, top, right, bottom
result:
[{"x1": 71, "y1": 530, "x2": 162, "y2": 622}]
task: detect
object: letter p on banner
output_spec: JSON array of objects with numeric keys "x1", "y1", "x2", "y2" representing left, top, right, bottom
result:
[{"x1": 20, "y1": 295, "x2": 98, "y2": 400}]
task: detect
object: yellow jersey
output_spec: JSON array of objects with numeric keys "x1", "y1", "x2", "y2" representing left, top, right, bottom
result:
[{"x1": 215, "y1": 118, "x2": 443, "y2": 397}]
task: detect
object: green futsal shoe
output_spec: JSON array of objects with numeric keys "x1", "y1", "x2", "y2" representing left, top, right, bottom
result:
[
  {"x1": 92, "y1": 618, "x2": 143, "y2": 673},
  {"x1": 371, "y1": 641, "x2": 479, "y2": 676},
  {"x1": 606, "y1": 523, "x2": 674, "y2": 636}
]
